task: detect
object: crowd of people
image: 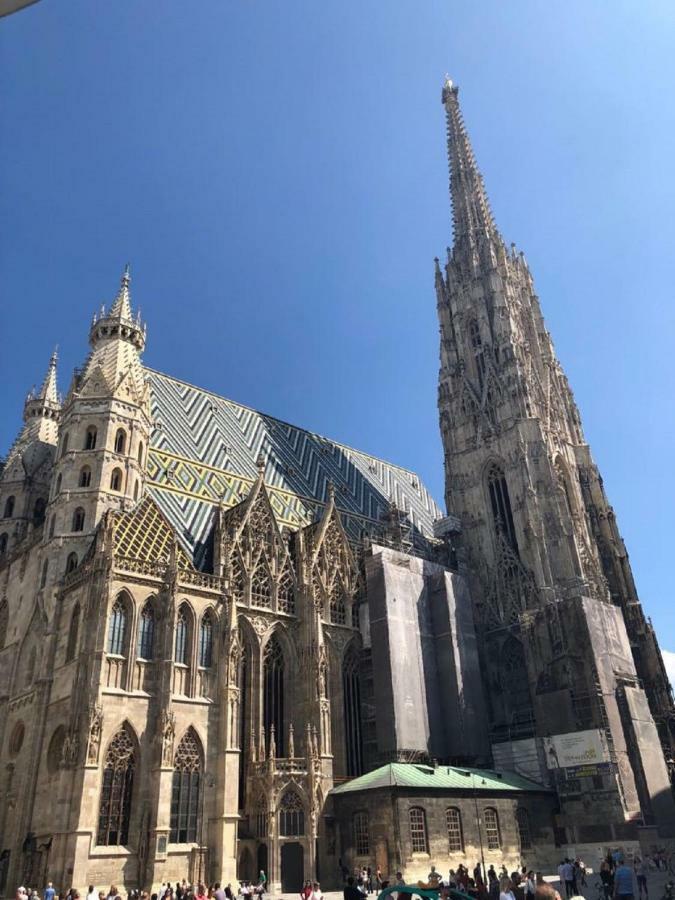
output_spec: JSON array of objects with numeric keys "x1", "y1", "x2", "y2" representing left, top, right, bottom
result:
[
  {"x1": 10, "y1": 851, "x2": 672, "y2": 900},
  {"x1": 12, "y1": 876, "x2": 271, "y2": 900}
]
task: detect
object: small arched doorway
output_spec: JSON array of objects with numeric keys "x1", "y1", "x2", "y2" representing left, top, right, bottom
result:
[
  {"x1": 280, "y1": 842, "x2": 304, "y2": 892},
  {"x1": 238, "y1": 847, "x2": 254, "y2": 881}
]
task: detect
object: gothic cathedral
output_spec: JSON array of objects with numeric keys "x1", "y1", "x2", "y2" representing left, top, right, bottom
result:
[{"x1": 0, "y1": 82, "x2": 673, "y2": 895}]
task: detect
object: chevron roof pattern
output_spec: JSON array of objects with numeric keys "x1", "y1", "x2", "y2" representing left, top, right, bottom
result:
[{"x1": 145, "y1": 369, "x2": 444, "y2": 567}]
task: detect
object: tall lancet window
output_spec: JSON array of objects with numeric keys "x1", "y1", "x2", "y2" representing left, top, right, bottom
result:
[
  {"x1": 263, "y1": 635, "x2": 285, "y2": 757},
  {"x1": 469, "y1": 320, "x2": 486, "y2": 390},
  {"x1": 343, "y1": 647, "x2": 364, "y2": 776},
  {"x1": 97, "y1": 726, "x2": 135, "y2": 846},
  {"x1": 486, "y1": 463, "x2": 518, "y2": 552},
  {"x1": 170, "y1": 728, "x2": 202, "y2": 844}
]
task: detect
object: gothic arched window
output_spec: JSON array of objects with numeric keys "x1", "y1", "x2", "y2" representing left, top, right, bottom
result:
[
  {"x1": 0, "y1": 602, "x2": 7, "y2": 649},
  {"x1": 170, "y1": 728, "x2": 202, "y2": 843},
  {"x1": 353, "y1": 811, "x2": 370, "y2": 856},
  {"x1": 3, "y1": 496, "x2": 15, "y2": 519},
  {"x1": 277, "y1": 567, "x2": 295, "y2": 615},
  {"x1": 137, "y1": 601, "x2": 155, "y2": 661},
  {"x1": 409, "y1": 807, "x2": 428, "y2": 853},
  {"x1": 60, "y1": 432, "x2": 69, "y2": 457},
  {"x1": 46, "y1": 725, "x2": 66, "y2": 775},
  {"x1": 446, "y1": 807, "x2": 463, "y2": 852},
  {"x1": 133, "y1": 480, "x2": 139, "y2": 501},
  {"x1": 343, "y1": 648, "x2": 364, "y2": 776},
  {"x1": 501, "y1": 636, "x2": 531, "y2": 723},
  {"x1": 97, "y1": 727, "x2": 135, "y2": 846},
  {"x1": 484, "y1": 807, "x2": 501, "y2": 850},
  {"x1": 0, "y1": 533, "x2": 7, "y2": 556},
  {"x1": 55, "y1": 473, "x2": 62, "y2": 495},
  {"x1": 329, "y1": 580, "x2": 347, "y2": 625},
  {"x1": 175, "y1": 605, "x2": 190, "y2": 664},
  {"x1": 486, "y1": 463, "x2": 518, "y2": 551},
  {"x1": 40, "y1": 559, "x2": 49, "y2": 588},
  {"x1": 516, "y1": 807, "x2": 532, "y2": 849},
  {"x1": 66, "y1": 603, "x2": 80, "y2": 662},
  {"x1": 107, "y1": 594, "x2": 128, "y2": 656},
  {"x1": 65, "y1": 552, "x2": 78, "y2": 575},
  {"x1": 251, "y1": 567, "x2": 271, "y2": 609},
  {"x1": 263, "y1": 635, "x2": 285, "y2": 757},
  {"x1": 138, "y1": 441, "x2": 144, "y2": 465},
  {"x1": 199, "y1": 612, "x2": 213, "y2": 668},
  {"x1": 278, "y1": 790, "x2": 304, "y2": 837},
  {"x1": 110, "y1": 468, "x2": 123, "y2": 492},
  {"x1": 33, "y1": 498, "x2": 46, "y2": 526},
  {"x1": 84, "y1": 425, "x2": 97, "y2": 450},
  {"x1": 71, "y1": 507, "x2": 85, "y2": 532},
  {"x1": 230, "y1": 554, "x2": 244, "y2": 604},
  {"x1": 79, "y1": 466, "x2": 92, "y2": 488},
  {"x1": 114, "y1": 428, "x2": 126, "y2": 454}
]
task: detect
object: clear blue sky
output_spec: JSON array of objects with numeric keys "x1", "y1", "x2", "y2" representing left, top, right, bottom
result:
[{"x1": 2, "y1": 2, "x2": 674, "y2": 656}]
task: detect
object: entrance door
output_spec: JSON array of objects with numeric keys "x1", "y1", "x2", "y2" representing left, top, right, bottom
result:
[
  {"x1": 280, "y1": 842, "x2": 304, "y2": 892},
  {"x1": 257, "y1": 843, "x2": 268, "y2": 880}
]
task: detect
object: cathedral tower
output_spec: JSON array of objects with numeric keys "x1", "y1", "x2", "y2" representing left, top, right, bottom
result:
[
  {"x1": 435, "y1": 80, "x2": 675, "y2": 836},
  {"x1": 0, "y1": 350, "x2": 60, "y2": 558},
  {"x1": 45, "y1": 266, "x2": 152, "y2": 574}
]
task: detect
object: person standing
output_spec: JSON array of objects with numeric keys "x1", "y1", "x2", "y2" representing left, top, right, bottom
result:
[
  {"x1": 344, "y1": 879, "x2": 363, "y2": 900},
  {"x1": 499, "y1": 877, "x2": 515, "y2": 900},
  {"x1": 635, "y1": 858, "x2": 649, "y2": 900},
  {"x1": 560, "y1": 860, "x2": 574, "y2": 899},
  {"x1": 525, "y1": 872, "x2": 536, "y2": 900},
  {"x1": 85, "y1": 887, "x2": 96, "y2": 900},
  {"x1": 44, "y1": 884, "x2": 56, "y2": 900},
  {"x1": 614, "y1": 855, "x2": 636, "y2": 900}
]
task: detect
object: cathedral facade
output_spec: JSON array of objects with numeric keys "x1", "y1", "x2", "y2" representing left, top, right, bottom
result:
[{"x1": 0, "y1": 83, "x2": 674, "y2": 894}]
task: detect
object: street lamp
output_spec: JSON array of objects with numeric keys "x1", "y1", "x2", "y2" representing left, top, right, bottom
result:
[{"x1": 461, "y1": 772, "x2": 486, "y2": 884}]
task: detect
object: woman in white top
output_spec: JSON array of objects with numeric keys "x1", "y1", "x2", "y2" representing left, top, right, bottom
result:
[
  {"x1": 310, "y1": 883, "x2": 323, "y2": 900},
  {"x1": 499, "y1": 877, "x2": 516, "y2": 900}
]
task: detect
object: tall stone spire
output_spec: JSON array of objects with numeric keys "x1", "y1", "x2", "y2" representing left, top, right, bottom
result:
[
  {"x1": 442, "y1": 78, "x2": 501, "y2": 261},
  {"x1": 20, "y1": 348, "x2": 61, "y2": 445},
  {"x1": 30, "y1": 347, "x2": 59, "y2": 405},
  {"x1": 89, "y1": 264, "x2": 145, "y2": 353},
  {"x1": 435, "y1": 80, "x2": 675, "y2": 826}
]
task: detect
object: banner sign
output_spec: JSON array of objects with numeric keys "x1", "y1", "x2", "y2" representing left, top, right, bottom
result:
[
  {"x1": 563, "y1": 762, "x2": 613, "y2": 779},
  {"x1": 543, "y1": 730, "x2": 608, "y2": 769}
]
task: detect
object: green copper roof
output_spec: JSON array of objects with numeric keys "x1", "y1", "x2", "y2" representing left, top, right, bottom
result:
[{"x1": 330, "y1": 763, "x2": 551, "y2": 795}]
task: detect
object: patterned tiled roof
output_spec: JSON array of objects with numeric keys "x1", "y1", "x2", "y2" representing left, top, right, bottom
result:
[
  {"x1": 330, "y1": 763, "x2": 551, "y2": 795},
  {"x1": 145, "y1": 369, "x2": 444, "y2": 567},
  {"x1": 112, "y1": 495, "x2": 193, "y2": 569}
]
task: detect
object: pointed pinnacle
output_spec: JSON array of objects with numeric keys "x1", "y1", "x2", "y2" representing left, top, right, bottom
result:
[
  {"x1": 109, "y1": 263, "x2": 133, "y2": 320},
  {"x1": 36, "y1": 346, "x2": 60, "y2": 403}
]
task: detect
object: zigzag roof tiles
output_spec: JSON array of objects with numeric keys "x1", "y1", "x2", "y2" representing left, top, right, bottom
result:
[{"x1": 145, "y1": 369, "x2": 443, "y2": 567}]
